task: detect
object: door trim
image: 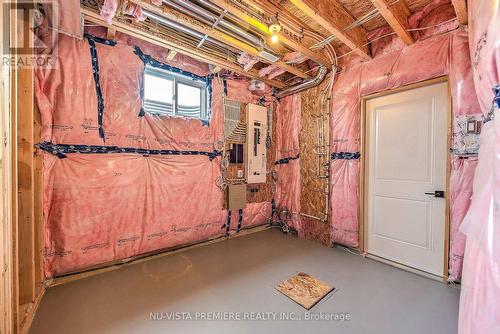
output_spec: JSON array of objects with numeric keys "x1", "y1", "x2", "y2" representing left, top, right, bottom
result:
[{"x1": 359, "y1": 76, "x2": 452, "y2": 281}]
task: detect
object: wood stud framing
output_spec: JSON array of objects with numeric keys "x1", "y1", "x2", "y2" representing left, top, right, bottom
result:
[
  {"x1": 207, "y1": 0, "x2": 332, "y2": 67},
  {"x1": 451, "y1": 0, "x2": 468, "y2": 25},
  {"x1": 81, "y1": 7, "x2": 287, "y2": 88},
  {"x1": 288, "y1": 0, "x2": 371, "y2": 59},
  {"x1": 129, "y1": 0, "x2": 311, "y2": 79},
  {"x1": 371, "y1": 0, "x2": 413, "y2": 44}
]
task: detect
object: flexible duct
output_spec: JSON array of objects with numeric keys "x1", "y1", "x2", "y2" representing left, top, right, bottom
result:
[{"x1": 276, "y1": 66, "x2": 328, "y2": 98}]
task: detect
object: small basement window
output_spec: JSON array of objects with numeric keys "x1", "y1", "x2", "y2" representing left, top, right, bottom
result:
[{"x1": 143, "y1": 65, "x2": 208, "y2": 120}]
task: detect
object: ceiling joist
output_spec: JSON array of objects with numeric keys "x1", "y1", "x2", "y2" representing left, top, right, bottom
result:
[
  {"x1": 288, "y1": 0, "x2": 371, "y2": 59},
  {"x1": 371, "y1": 0, "x2": 413, "y2": 44},
  {"x1": 451, "y1": 0, "x2": 468, "y2": 25},
  {"x1": 129, "y1": 0, "x2": 311, "y2": 79},
  {"x1": 207, "y1": 0, "x2": 332, "y2": 67},
  {"x1": 81, "y1": 7, "x2": 287, "y2": 88}
]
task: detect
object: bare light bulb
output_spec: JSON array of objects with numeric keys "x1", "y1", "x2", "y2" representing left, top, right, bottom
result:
[{"x1": 271, "y1": 34, "x2": 279, "y2": 43}]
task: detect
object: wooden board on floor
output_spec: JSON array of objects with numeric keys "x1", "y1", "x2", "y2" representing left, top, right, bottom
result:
[{"x1": 276, "y1": 272, "x2": 334, "y2": 309}]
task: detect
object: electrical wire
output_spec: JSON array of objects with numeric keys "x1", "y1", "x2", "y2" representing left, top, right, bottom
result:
[{"x1": 337, "y1": 17, "x2": 459, "y2": 59}]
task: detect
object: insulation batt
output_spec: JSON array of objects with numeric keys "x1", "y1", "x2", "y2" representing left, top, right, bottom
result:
[
  {"x1": 41, "y1": 0, "x2": 83, "y2": 38},
  {"x1": 329, "y1": 16, "x2": 480, "y2": 280},
  {"x1": 274, "y1": 94, "x2": 302, "y2": 232},
  {"x1": 35, "y1": 31, "x2": 270, "y2": 277},
  {"x1": 259, "y1": 52, "x2": 309, "y2": 79},
  {"x1": 237, "y1": 52, "x2": 260, "y2": 72},
  {"x1": 458, "y1": 0, "x2": 500, "y2": 332}
]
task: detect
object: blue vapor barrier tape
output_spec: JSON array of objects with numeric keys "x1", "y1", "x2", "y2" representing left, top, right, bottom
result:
[
  {"x1": 269, "y1": 199, "x2": 276, "y2": 226},
  {"x1": 274, "y1": 154, "x2": 300, "y2": 165},
  {"x1": 84, "y1": 34, "x2": 109, "y2": 141},
  {"x1": 494, "y1": 85, "x2": 500, "y2": 109},
  {"x1": 84, "y1": 33, "x2": 117, "y2": 47},
  {"x1": 482, "y1": 85, "x2": 500, "y2": 124},
  {"x1": 133, "y1": 46, "x2": 213, "y2": 124},
  {"x1": 331, "y1": 152, "x2": 360, "y2": 160},
  {"x1": 36, "y1": 142, "x2": 222, "y2": 161},
  {"x1": 223, "y1": 79, "x2": 228, "y2": 96},
  {"x1": 221, "y1": 210, "x2": 232, "y2": 236},
  {"x1": 236, "y1": 208, "x2": 243, "y2": 233}
]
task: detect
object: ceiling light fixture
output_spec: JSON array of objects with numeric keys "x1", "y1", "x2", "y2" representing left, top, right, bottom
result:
[{"x1": 268, "y1": 14, "x2": 282, "y2": 44}]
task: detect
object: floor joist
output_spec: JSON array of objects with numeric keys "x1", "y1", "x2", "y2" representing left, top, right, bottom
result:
[
  {"x1": 207, "y1": 0, "x2": 332, "y2": 67},
  {"x1": 371, "y1": 0, "x2": 413, "y2": 45},
  {"x1": 129, "y1": 0, "x2": 311, "y2": 79},
  {"x1": 288, "y1": 0, "x2": 371, "y2": 60},
  {"x1": 81, "y1": 7, "x2": 287, "y2": 89}
]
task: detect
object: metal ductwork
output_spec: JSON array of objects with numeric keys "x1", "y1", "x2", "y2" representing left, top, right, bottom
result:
[
  {"x1": 142, "y1": 9, "x2": 240, "y2": 53},
  {"x1": 163, "y1": 0, "x2": 265, "y2": 49},
  {"x1": 276, "y1": 66, "x2": 328, "y2": 99}
]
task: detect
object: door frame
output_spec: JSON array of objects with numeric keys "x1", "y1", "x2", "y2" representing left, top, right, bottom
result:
[{"x1": 359, "y1": 76, "x2": 452, "y2": 280}]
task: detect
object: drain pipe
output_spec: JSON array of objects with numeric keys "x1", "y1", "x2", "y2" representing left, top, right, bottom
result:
[{"x1": 276, "y1": 66, "x2": 328, "y2": 99}]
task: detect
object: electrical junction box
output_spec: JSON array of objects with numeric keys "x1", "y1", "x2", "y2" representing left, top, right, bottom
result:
[{"x1": 246, "y1": 103, "x2": 267, "y2": 184}]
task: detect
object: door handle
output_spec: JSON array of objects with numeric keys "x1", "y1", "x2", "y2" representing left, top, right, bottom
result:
[{"x1": 425, "y1": 191, "x2": 445, "y2": 198}]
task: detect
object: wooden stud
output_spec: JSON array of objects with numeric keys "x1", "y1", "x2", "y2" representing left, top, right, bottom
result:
[
  {"x1": 288, "y1": 0, "x2": 371, "y2": 59},
  {"x1": 207, "y1": 0, "x2": 332, "y2": 67},
  {"x1": 106, "y1": 26, "x2": 116, "y2": 40},
  {"x1": 451, "y1": 0, "x2": 468, "y2": 25},
  {"x1": 166, "y1": 50, "x2": 177, "y2": 62},
  {"x1": 0, "y1": 1, "x2": 14, "y2": 332},
  {"x1": 210, "y1": 65, "x2": 222, "y2": 74},
  {"x1": 371, "y1": 0, "x2": 413, "y2": 45},
  {"x1": 13, "y1": 13, "x2": 36, "y2": 307},
  {"x1": 128, "y1": 0, "x2": 310, "y2": 79},
  {"x1": 81, "y1": 7, "x2": 287, "y2": 89}
]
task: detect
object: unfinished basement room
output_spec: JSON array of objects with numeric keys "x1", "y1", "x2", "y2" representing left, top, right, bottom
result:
[{"x1": 0, "y1": 0, "x2": 499, "y2": 333}]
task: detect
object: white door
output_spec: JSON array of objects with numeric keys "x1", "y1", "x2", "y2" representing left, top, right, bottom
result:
[{"x1": 365, "y1": 82, "x2": 448, "y2": 276}]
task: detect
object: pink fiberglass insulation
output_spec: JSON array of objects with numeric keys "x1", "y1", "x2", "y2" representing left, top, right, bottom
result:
[
  {"x1": 121, "y1": 2, "x2": 146, "y2": 22},
  {"x1": 41, "y1": 0, "x2": 83, "y2": 38},
  {"x1": 100, "y1": 0, "x2": 118, "y2": 24},
  {"x1": 36, "y1": 32, "x2": 270, "y2": 277},
  {"x1": 275, "y1": 94, "x2": 301, "y2": 160},
  {"x1": 259, "y1": 52, "x2": 309, "y2": 80},
  {"x1": 329, "y1": 6, "x2": 481, "y2": 279},
  {"x1": 274, "y1": 94, "x2": 302, "y2": 232},
  {"x1": 237, "y1": 53, "x2": 260, "y2": 72},
  {"x1": 458, "y1": 0, "x2": 500, "y2": 332}
]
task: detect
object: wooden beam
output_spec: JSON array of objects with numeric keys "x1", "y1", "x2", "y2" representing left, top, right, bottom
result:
[
  {"x1": 12, "y1": 16, "x2": 36, "y2": 308},
  {"x1": 210, "y1": 65, "x2": 222, "y2": 74},
  {"x1": 289, "y1": 0, "x2": 371, "y2": 59},
  {"x1": 129, "y1": 0, "x2": 310, "y2": 79},
  {"x1": 81, "y1": 7, "x2": 287, "y2": 88},
  {"x1": 207, "y1": 0, "x2": 332, "y2": 67},
  {"x1": 451, "y1": 0, "x2": 467, "y2": 25},
  {"x1": 106, "y1": 26, "x2": 116, "y2": 40},
  {"x1": 166, "y1": 50, "x2": 177, "y2": 61},
  {"x1": 371, "y1": 0, "x2": 413, "y2": 45},
  {"x1": 0, "y1": 2, "x2": 14, "y2": 332}
]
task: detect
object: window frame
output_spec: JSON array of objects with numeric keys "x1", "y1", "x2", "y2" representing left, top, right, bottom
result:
[{"x1": 143, "y1": 65, "x2": 208, "y2": 120}]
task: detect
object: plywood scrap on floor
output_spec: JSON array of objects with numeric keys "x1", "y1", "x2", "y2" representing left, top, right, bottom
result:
[{"x1": 276, "y1": 272, "x2": 334, "y2": 309}]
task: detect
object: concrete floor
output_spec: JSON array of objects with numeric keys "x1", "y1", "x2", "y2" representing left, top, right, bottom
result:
[{"x1": 30, "y1": 229, "x2": 460, "y2": 334}]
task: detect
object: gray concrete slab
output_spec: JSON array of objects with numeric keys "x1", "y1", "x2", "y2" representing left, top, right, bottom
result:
[{"x1": 30, "y1": 228, "x2": 459, "y2": 334}]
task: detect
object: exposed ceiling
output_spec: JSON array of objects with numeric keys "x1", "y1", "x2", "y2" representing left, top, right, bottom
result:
[{"x1": 81, "y1": 0, "x2": 468, "y2": 88}]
